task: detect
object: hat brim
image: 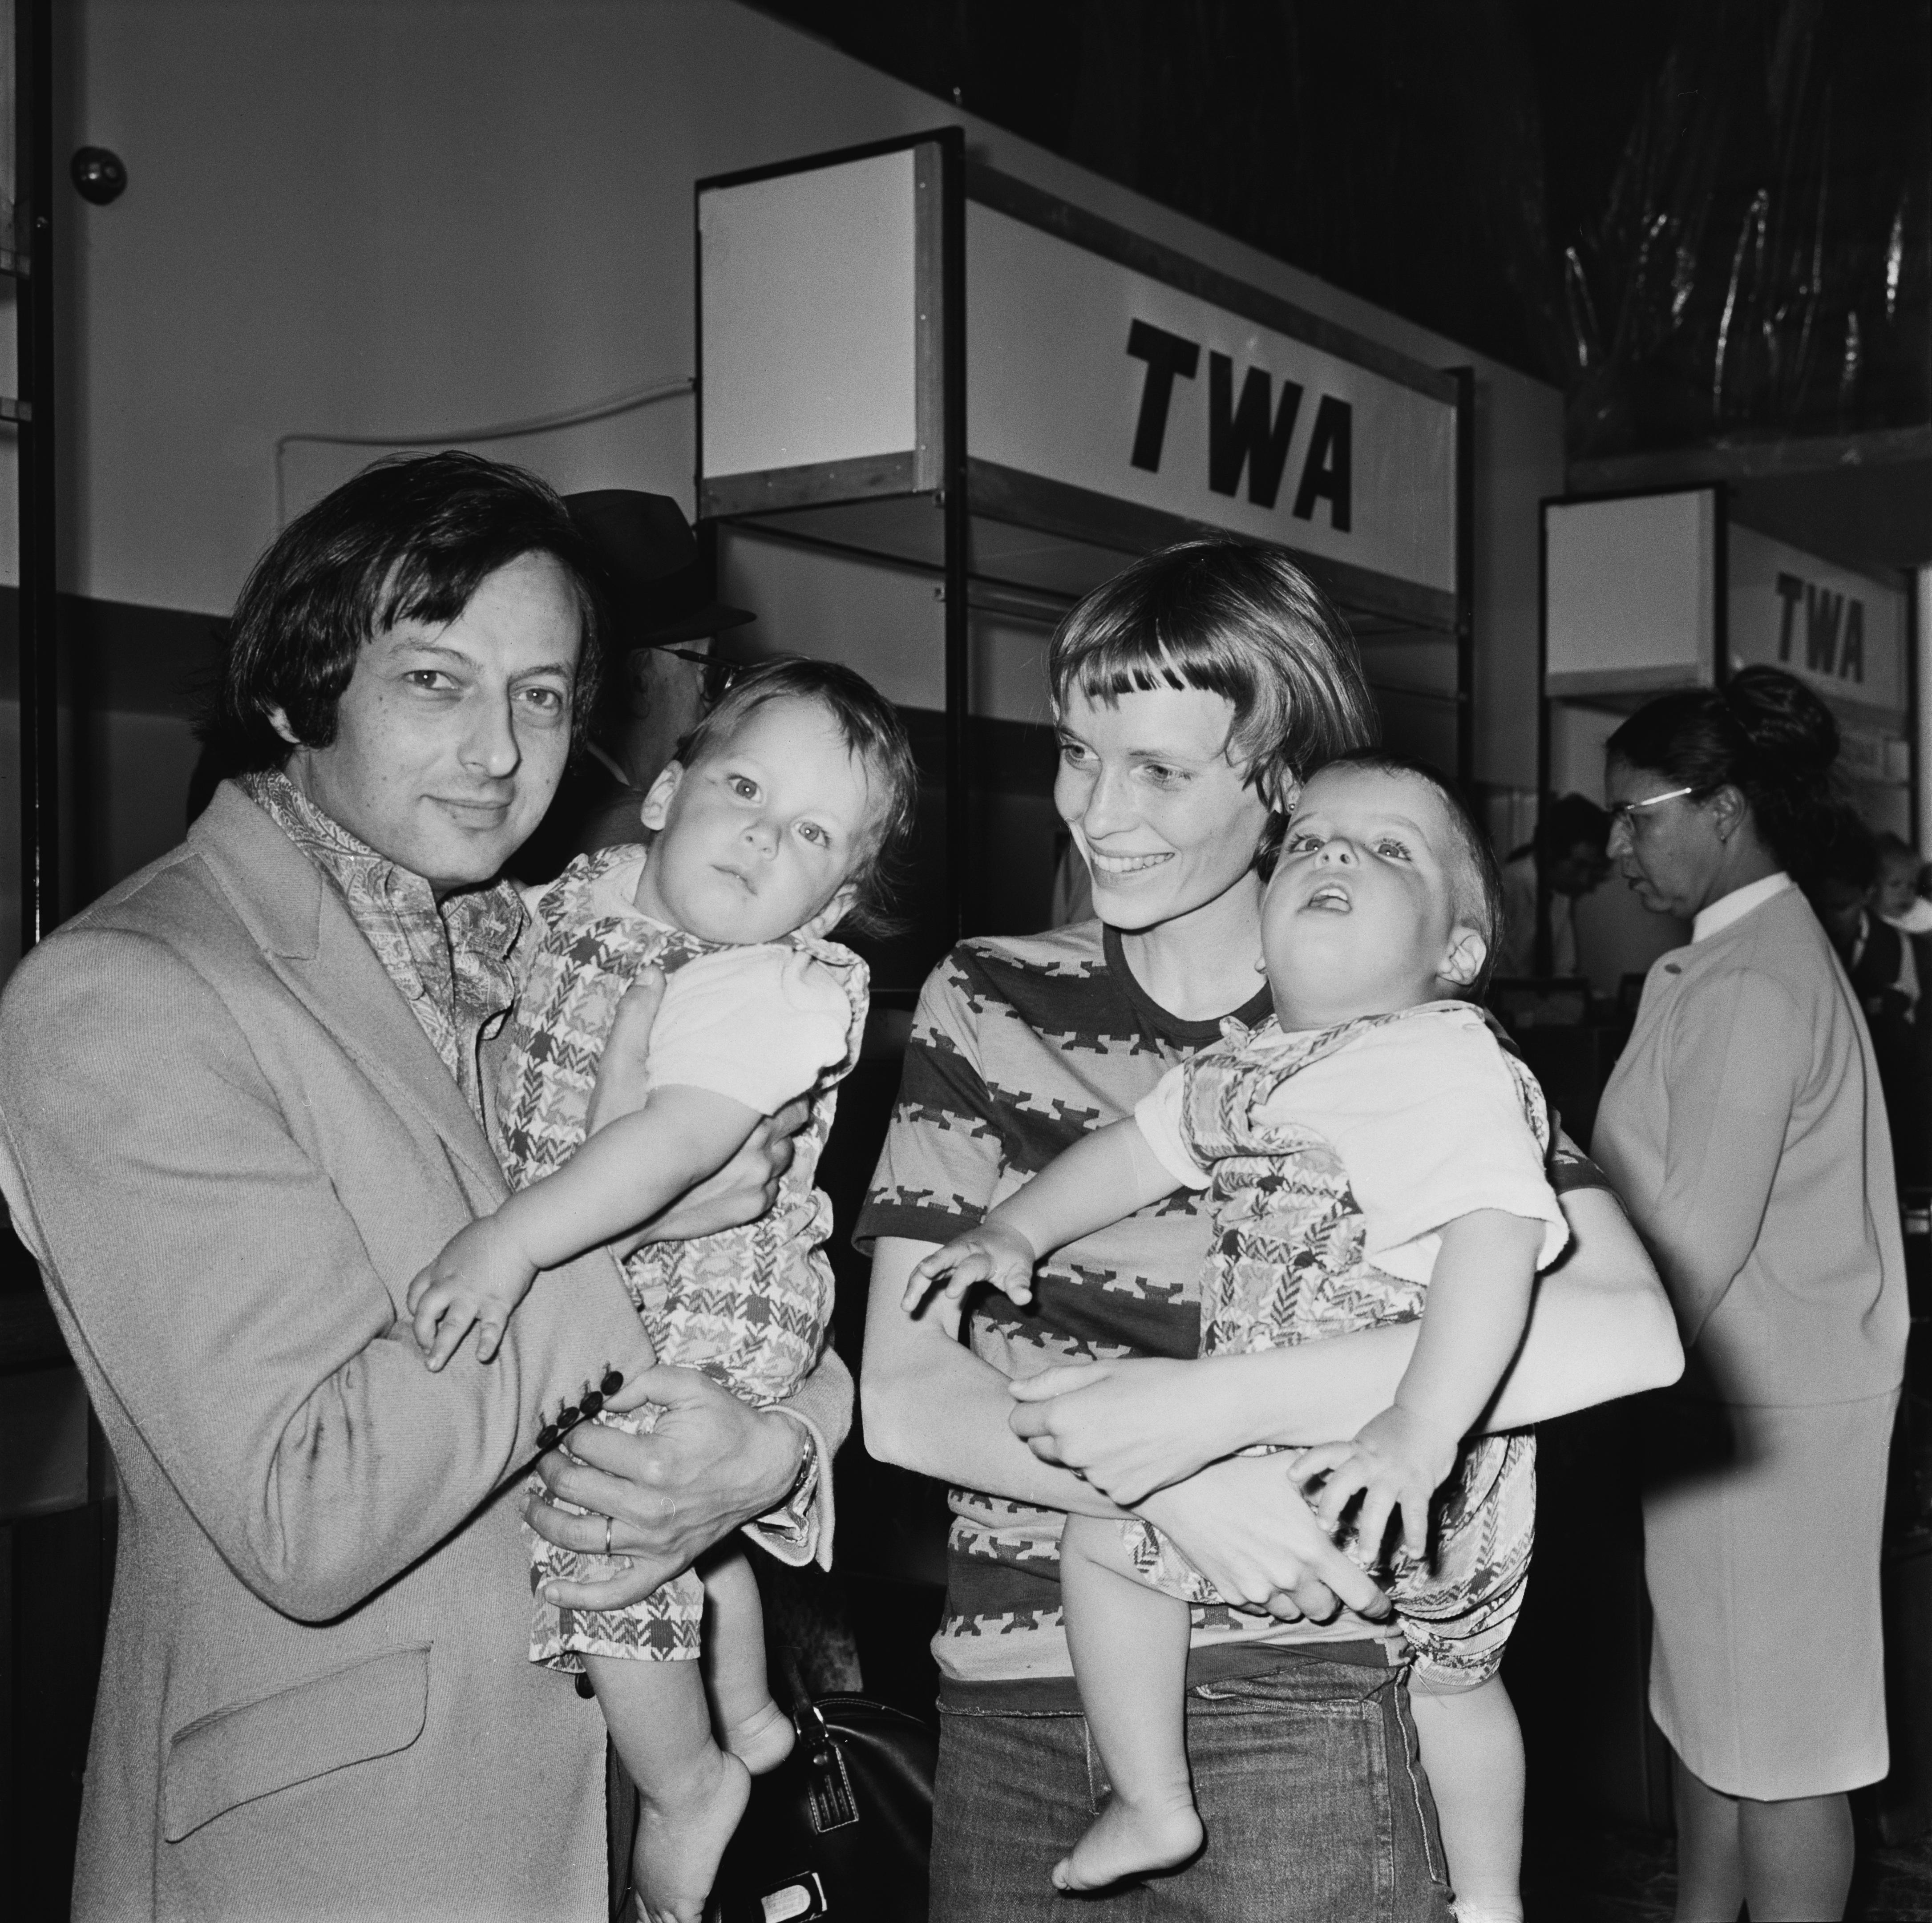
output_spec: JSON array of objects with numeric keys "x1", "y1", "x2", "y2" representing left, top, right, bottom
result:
[{"x1": 631, "y1": 602, "x2": 757, "y2": 649}]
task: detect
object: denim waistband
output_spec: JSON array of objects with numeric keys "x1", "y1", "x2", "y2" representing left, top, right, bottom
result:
[{"x1": 938, "y1": 1637, "x2": 1400, "y2": 1716}]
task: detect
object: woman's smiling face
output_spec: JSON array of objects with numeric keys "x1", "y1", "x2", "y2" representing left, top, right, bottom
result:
[{"x1": 1054, "y1": 683, "x2": 1275, "y2": 933}]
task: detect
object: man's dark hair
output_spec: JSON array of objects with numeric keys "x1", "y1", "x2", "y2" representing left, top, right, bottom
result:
[
  {"x1": 214, "y1": 452, "x2": 602, "y2": 772},
  {"x1": 1313, "y1": 749, "x2": 1507, "y2": 997},
  {"x1": 672, "y1": 656, "x2": 919, "y2": 939}
]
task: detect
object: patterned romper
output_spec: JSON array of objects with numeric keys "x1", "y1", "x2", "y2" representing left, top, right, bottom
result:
[
  {"x1": 501, "y1": 846, "x2": 867, "y2": 1668},
  {"x1": 1129, "y1": 1003, "x2": 1551, "y2": 1693}
]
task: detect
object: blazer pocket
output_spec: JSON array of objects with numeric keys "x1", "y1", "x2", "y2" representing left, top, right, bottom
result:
[{"x1": 162, "y1": 1642, "x2": 430, "y2": 1842}]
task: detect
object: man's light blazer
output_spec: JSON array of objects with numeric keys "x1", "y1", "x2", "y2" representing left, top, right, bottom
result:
[{"x1": 0, "y1": 785, "x2": 851, "y2": 1921}]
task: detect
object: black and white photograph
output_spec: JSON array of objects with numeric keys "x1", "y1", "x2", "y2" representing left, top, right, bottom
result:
[{"x1": 1, "y1": 4, "x2": 1930, "y2": 1919}]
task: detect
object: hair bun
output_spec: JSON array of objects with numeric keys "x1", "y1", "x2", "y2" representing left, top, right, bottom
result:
[{"x1": 1723, "y1": 666, "x2": 1839, "y2": 782}]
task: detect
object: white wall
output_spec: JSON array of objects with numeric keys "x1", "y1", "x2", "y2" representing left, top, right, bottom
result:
[{"x1": 51, "y1": 0, "x2": 1560, "y2": 789}]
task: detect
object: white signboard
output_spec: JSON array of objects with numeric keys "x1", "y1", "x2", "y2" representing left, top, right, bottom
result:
[
  {"x1": 1728, "y1": 523, "x2": 1906, "y2": 726},
  {"x1": 1544, "y1": 491, "x2": 1716, "y2": 698},
  {"x1": 700, "y1": 151, "x2": 922, "y2": 480},
  {"x1": 966, "y1": 204, "x2": 1457, "y2": 594}
]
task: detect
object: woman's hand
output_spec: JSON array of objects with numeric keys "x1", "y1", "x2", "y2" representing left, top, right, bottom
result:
[
  {"x1": 1137, "y1": 1456, "x2": 1393, "y2": 1624},
  {"x1": 523, "y1": 1364, "x2": 808, "y2": 1609},
  {"x1": 1008, "y1": 1357, "x2": 1237, "y2": 1504}
]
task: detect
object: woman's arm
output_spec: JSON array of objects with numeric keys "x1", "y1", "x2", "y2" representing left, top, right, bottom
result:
[
  {"x1": 863, "y1": 1235, "x2": 1124, "y2": 1518},
  {"x1": 1008, "y1": 1180, "x2": 1683, "y2": 1505},
  {"x1": 1640, "y1": 971, "x2": 1799, "y2": 1341},
  {"x1": 862, "y1": 1236, "x2": 1390, "y2": 1621}
]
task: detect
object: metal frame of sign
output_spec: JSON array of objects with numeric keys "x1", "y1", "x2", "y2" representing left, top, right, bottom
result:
[{"x1": 695, "y1": 129, "x2": 1473, "y2": 940}]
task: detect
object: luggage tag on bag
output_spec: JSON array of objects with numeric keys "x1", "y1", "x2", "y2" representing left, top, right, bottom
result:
[
  {"x1": 757, "y1": 1870, "x2": 829, "y2": 1922},
  {"x1": 804, "y1": 1732, "x2": 858, "y2": 1834}
]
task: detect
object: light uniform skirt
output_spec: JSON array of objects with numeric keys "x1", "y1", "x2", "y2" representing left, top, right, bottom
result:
[{"x1": 1642, "y1": 1387, "x2": 1900, "y2": 1800}]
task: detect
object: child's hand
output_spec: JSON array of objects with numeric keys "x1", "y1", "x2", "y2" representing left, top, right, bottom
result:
[
  {"x1": 406, "y1": 1216, "x2": 541, "y2": 1370},
  {"x1": 1291, "y1": 1406, "x2": 1459, "y2": 1565},
  {"x1": 903, "y1": 1219, "x2": 1041, "y2": 1314}
]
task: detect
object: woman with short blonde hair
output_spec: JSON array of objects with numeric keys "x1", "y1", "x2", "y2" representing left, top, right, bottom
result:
[{"x1": 860, "y1": 537, "x2": 1682, "y2": 1919}]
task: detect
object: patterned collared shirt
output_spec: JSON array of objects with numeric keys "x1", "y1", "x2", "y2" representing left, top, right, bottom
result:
[{"x1": 242, "y1": 768, "x2": 525, "y2": 1125}]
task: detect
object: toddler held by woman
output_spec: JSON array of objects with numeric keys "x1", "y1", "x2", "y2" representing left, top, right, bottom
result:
[
  {"x1": 409, "y1": 658, "x2": 915, "y2": 1923},
  {"x1": 911, "y1": 752, "x2": 1565, "y2": 1923}
]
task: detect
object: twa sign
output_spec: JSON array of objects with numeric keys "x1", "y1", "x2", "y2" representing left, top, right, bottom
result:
[
  {"x1": 1730, "y1": 524, "x2": 1905, "y2": 723},
  {"x1": 966, "y1": 202, "x2": 1459, "y2": 596}
]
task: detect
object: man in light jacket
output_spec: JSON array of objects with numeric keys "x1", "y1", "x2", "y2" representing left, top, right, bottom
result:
[{"x1": 0, "y1": 453, "x2": 844, "y2": 1921}]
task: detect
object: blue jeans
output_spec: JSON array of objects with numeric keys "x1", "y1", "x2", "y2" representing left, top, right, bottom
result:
[{"x1": 930, "y1": 1652, "x2": 1453, "y2": 1921}]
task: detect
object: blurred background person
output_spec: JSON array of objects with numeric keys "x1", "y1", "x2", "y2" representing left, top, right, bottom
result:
[
  {"x1": 512, "y1": 489, "x2": 757, "y2": 879},
  {"x1": 1592, "y1": 668, "x2": 1908, "y2": 1923},
  {"x1": 1877, "y1": 829, "x2": 1932, "y2": 937},
  {"x1": 1811, "y1": 811, "x2": 1928, "y2": 1184},
  {"x1": 1495, "y1": 793, "x2": 1613, "y2": 979}
]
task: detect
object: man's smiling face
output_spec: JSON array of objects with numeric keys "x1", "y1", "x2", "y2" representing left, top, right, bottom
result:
[{"x1": 277, "y1": 550, "x2": 582, "y2": 895}]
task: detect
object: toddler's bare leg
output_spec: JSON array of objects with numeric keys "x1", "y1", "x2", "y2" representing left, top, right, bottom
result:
[
  {"x1": 587, "y1": 1653, "x2": 750, "y2": 1923},
  {"x1": 1054, "y1": 1512, "x2": 1204, "y2": 1892},
  {"x1": 1410, "y1": 1673, "x2": 1524, "y2": 1923},
  {"x1": 701, "y1": 1545, "x2": 796, "y2": 1774}
]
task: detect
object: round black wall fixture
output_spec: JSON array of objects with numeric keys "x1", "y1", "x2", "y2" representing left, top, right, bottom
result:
[{"x1": 71, "y1": 147, "x2": 127, "y2": 205}]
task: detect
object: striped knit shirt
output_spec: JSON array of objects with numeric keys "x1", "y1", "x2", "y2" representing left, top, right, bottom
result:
[{"x1": 857, "y1": 919, "x2": 1607, "y2": 1703}]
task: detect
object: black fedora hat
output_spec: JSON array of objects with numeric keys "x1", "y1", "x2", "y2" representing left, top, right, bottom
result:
[{"x1": 564, "y1": 489, "x2": 756, "y2": 650}]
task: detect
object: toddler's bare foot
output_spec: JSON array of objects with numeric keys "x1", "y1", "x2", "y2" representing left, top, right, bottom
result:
[
  {"x1": 630, "y1": 1746, "x2": 751, "y2": 1923},
  {"x1": 1051, "y1": 1794, "x2": 1204, "y2": 1893},
  {"x1": 720, "y1": 1697, "x2": 796, "y2": 1775}
]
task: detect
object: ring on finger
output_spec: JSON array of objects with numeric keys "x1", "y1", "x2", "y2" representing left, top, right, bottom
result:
[{"x1": 602, "y1": 1515, "x2": 613, "y2": 1557}]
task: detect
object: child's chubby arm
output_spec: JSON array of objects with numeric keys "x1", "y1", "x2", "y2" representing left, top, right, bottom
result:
[
  {"x1": 901, "y1": 1116, "x2": 1182, "y2": 1316},
  {"x1": 1295, "y1": 1208, "x2": 1544, "y2": 1560},
  {"x1": 407, "y1": 1084, "x2": 761, "y2": 1370}
]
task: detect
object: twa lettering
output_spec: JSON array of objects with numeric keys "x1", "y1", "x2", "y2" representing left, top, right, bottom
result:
[
  {"x1": 1775, "y1": 570, "x2": 1866, "y2": 683},
  {"x1": 1126, "y1": 318, "x2": 1353, "y2": 530}
]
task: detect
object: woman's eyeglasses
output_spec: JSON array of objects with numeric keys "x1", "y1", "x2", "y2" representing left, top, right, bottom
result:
[
  {"x1": 1606, "y1": 785, "x2": 1698, "y2": 832},
  {"x1": 659, "y1": 646, "x2": 744, "y2": 709}
]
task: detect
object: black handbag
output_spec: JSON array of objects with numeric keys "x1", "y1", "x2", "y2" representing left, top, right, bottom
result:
[{"x1": 706, "y1": 1695, "x2": 938, "y2": 1923}]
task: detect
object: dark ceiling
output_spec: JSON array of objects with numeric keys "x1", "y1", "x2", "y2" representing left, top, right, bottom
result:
[
  {"x1": 756, "y1": 0, "x2": 1932, "y2": 568},
  {"x1": 757, "y1": 3, "x2": 1927, "y2": 426},
  {"x1": 754, "y1": 0, "x2": 1678, "y2": 384}
]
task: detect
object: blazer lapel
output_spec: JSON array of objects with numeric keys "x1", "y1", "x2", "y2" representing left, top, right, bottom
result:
[{"x1": 190, "y1": 784, "x2": 510, "y2": 1201}]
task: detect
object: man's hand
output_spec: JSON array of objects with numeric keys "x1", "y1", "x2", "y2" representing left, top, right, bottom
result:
[
  {"x1": 405, "y1": 1215, "x2": 539, "y2": 1370},
  {"x1": 524, "y1": 1363, "x2": 807, "y2": 1610},
  {"x1": 1138, "y1": 1455, "x2": 1393, "y2": 1624},
  {"x1": 903, "y1": 1219, "x2": 1040, "y2": 1314},
  {"x1": 1293, "y1": 1405, "x2": 1458, "y2": 1564}
]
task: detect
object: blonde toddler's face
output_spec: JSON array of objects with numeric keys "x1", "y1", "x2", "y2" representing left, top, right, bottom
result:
[
  {"x1": 1261, "y1": 764, "x2": 1478, "y2": 1030},
  {"x1": 631, "y1": 695, "x2": 876, "y2": 944}
]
